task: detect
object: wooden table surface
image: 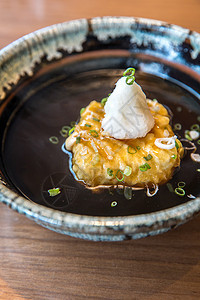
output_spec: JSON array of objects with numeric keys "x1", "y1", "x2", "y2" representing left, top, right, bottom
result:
[{"x1": 0, "y1": 0, "x2": 200, "y2": 299}]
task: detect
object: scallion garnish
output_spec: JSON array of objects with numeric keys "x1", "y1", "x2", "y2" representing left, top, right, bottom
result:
[
  {"x1": 175, "y1": 187, "x2": 185, "y2": 197},
  {"x1": 124, "y1": 166, "x2": 132, "y2": 176},
  {"x1": 166, "y1": 183, "x2": 174, "y2": 193},
  {"x1": 62, "y1": 125, "x2": 71, "y2": 131},
  {"x1": 184, "y1": 130, "x2": 192, "y2": 141},
  {"x1": 125, "y1": 76, "x2": 135, "y2": 85},
  {"x1": 60, "y1": 126, "x2": 71, "y2": 137},
  {"x1": 190, "y1": 130, "x2": 200, "y2": 140},
  {"x1": 174, "y1": 123, "x2": 182, "y2": 130},
  {"x1": 124, "y1": 187, "x2": 132, "y2": 200},
  {"x1": 48, "y1": 187, "x2": 61, "y2": 197},
  {"x1": 139, "y1": 163, "x2": 151, "y2": 172},
  {"x1": 123, "y1": 67, "x2": 135, "y2": 85},
  {"x1": 123, "y1": 67, "x2": 135, "y2": 77},
  {"x1": 136, "y1": 146, "x2": 141, "y2": 150},
  {"x1": 80, "y1": 108, "x2": 85, "y2": 115},
  {"x1": 85, "y1": 124, "x2": 91, "y2": 127},
  {"x1": 107, "y1": 168, "x2": 113, "y2": 176},
  {"x1": 70, "y1": 121, "x2": 76, "y2": 127},
  {"x1": 49, "y1": 136, "x2": 59, "y2": 144},
  {"x1": 190, "y1": 124, "x2": 200, "y2": 131},
  {"x1": 69, "y1": 127, "x2": 75, "y2": 136},
  {"x1": 197, "y1": 139, "x2": 200, "y2": 145},
  {"x1": 153, "y1": 98, "x2": 157, "y2": 102},
  {"x1": 178, "y1": 181, "x2": 186, "y2": 188},
  {"x1": 175, "y1": 140, "x2": 179, "y2": 149},
  {"x1": 93, "y1": 117, "x2": 100, "y2": 122},
  {"x1": 115, "y1": 170, "x2": 124, "y2": 182},
  {"x1": 76, "y1": 136, "x2": 81, "y2": 144},
  {"x1": 127, "y1": 145, "x2": 137, "y2": 154},
  {"x1": 143, "y1": 154, "x2": 153, "y2": 161},
  {"x1": 111, "y1": 201, "x2": 117, "y2": 207},
  {"x1": 89, "y1": 130, "x2": 99, "y2": 137},
  {"x1": 171, "y1": 154, "x2": 177, "y2": 159},
  {"x1": 101, "y1": 97, "x2": 108, "y2": 107}
]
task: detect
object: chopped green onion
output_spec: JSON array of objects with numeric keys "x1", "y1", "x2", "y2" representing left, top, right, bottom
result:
[
  {"x1": 89, "y1": 130, "x2": 99, "y2": 137},
  {"x1": 171, "y1": 154, "x2": 177, "y2": 159},
  {"x1": 76, "y1": 136, "x2": 81, "y2": 144},
  {"x1": 93, "y1": 117, "x2": 100, "y2": 122},
  {"x1": 189, "y1": 130, "x2": 200, "y2": 140},
  {"x1": 60, "y1": 130, "x2": 67, "y2": 137},
  {"x1": 136, "y1": 146, "x2": 141, "y2": 150},
  {"x1": 178, "y1": 181, "x2": 186, "y2": 188},
  {"x1": 107, "y1": 168, "x2": 113, "y2": 176},
  {"x1": 127, "y1": 145, "x2": 137, "y2": 154},
  {"x1": 124, "y1": 166, "x2": 132, "y2": 176},
  {"x1": 48, "y1": 188, "x2": 61, "y2": 197},
  {"x1": 85, "y1": 124, "x2": 91, "y2": 127},
  {"x1": 175, "y1": 140, "x2": 179, "y2": 149},
  {"x1": 153, "y1": 98, "x2": 157, "y2": 102},
  {"x1": 123, "y1": 67, "x2": 135, "y2": 77},
  {"x1": 124, "y1": 187, "x2": 132, "y2": 200},
  {"x1": 139, "y1": 163, "x2": 151, "y2": 172},
  {"x1": 80, "y1": 108, "x2": 85, "y2": 115},
  {"x1": 62, "y1": 125, "x2": 71, "y2": 131},
  {"x1": 111, "y1": 201, "x2": 117, "y2": 207},
  {"x1": 115, "y1": 170, "x2": 124, "y2": 182},
  {"x1": 174, "y1": 123, "x2": 182, "y2": 130},
  {"x1": 49, "y1": 136, "x2": 59, "y2": 144},
  {"x1": 175, "y1": 187, "x2": 185, "y2": 197},
  {"x1": 144, "y1": 154, "x2": 153, "y2": 161},
  {"x1": 184, "y1": 130, "x2": 192, "y2": 141},
  {"x1": 123, "y1": 68, "x2": 135, "y2": 85},
  {"x1": 60, "y1": 126, "x2": 71, "y2": 137},
  {"x1": 101, "y1": 97, "x2": 108, "y2": 107},
  {"x1": 125, "y1": 76, "x2": 135, "y2": 85},
  {"x1": 145, "y1": 163, "x2": 151, "y2": 169},
  {"x1": 190, "y1": 124, "x2": 200, "y2": 131},
  {"x1": 166, "y1": 183, "x2": 174, "y2": 193},
  {"x1": 197, "y1": 139, "x2": 200, "y2": 145},
  {"x1": 70, "y1": 121, "x2": 76, "y2": 127},
  {"x1": 69, "y1": 127, "x2": 75, "y2": 136}
]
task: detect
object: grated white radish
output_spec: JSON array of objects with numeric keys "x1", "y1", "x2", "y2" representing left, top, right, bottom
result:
[{"x1": 102, "y1": 77, "x2": 154, "y2": 139}]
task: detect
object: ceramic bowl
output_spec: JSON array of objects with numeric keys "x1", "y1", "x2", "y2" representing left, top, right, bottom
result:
[{"x1": 0, "y1": 17, "x2": 200, "y2": 241}]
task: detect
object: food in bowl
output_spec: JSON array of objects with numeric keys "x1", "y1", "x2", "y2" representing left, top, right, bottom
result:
[{"x1": 64, "y1": 68, "x2": 184, "y2": 194}]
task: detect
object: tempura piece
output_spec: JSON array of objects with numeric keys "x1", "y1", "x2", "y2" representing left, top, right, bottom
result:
[{"x1": 65, "y1": 68, "x2": 183, "y2": 188}]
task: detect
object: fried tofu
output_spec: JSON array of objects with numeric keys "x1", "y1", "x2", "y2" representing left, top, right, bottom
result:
[{"x1": 65, "y1": 100, "x2": 183, "y2": 187}]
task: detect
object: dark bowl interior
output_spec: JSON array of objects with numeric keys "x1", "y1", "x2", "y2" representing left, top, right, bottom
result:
[{"x1": 0, "y1": 50, "x2": 199, "y2": 217}]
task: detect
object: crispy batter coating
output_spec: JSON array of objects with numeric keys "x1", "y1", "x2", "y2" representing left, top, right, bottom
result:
[{"x1": 65, "y1": 100, "x2": 183, "y2": 187}]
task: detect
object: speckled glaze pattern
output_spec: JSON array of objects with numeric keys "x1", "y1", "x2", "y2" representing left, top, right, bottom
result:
[{"x1": 0, "y1": 17, "x2": 200, "y2": 241}]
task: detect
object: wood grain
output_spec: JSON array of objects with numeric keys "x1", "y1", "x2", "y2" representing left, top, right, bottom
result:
[{"x1": 0, "y1": 0, "x2": 200, "y2": 299}]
